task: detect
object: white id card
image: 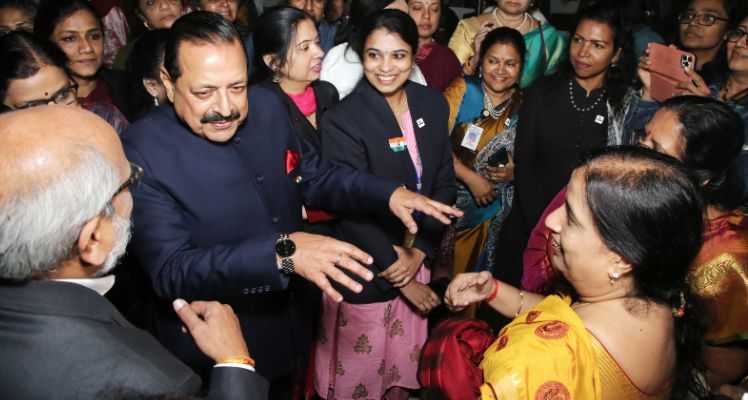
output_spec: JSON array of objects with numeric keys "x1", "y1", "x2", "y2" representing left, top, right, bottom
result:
[{"x1": 461, "y1": 124, "x2": 483, "y2": 151}]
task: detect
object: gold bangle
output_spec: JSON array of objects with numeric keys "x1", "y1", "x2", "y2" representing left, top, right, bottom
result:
[
  {"x1": 515, "y1": 290, "x2": 525, "y2": 317},
  {"x1": 218, "y1": 355, "x2": 255, "y2": 366}
]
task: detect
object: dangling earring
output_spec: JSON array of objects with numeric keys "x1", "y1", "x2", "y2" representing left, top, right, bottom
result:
[
  {"x1": 272, "y1": 75, "x2": 281, "y2": 83},
  {"x1": 153, "y1": 96, "x2": 159, "y2": 107}
]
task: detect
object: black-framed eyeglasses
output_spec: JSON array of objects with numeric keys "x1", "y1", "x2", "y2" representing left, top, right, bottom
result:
[
  {"x1": 13, "y1": 81, "x2": 79, "y2": 110},
  {"x1": 677, "y1": 12, "x2": 729, "y2": 26},
  {"x1": 727, "y1": 29, "x2": 748, "y2": 43},
  {"x1": 113, "y1": 162, "x2": 143, "y2": 198}
]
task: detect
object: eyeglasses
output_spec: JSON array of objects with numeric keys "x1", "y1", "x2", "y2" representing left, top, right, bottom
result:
[
  {"x1": 726, "y1": 29, "x2": 748, "y2": 43},
  {"x1": 113, "y1": 162, "x2": 144, "y2": 199},
  {"x1": 677, "y1": 12, "x2": 729, "y2": 27},
  {"x1": 13, "y1": 81, "x2": 78, "y2": 110}
]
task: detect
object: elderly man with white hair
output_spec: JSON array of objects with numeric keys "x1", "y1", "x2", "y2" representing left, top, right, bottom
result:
[{"x1": 0, "y1": 106, "x2": 267, "y2": 400}]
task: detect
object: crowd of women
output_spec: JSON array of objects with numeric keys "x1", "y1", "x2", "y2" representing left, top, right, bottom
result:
[{"x1": 1, "y1": 0, "x2": 748, "y2": 398}]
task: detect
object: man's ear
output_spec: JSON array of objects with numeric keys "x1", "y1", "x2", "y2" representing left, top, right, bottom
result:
[
  {"x1": 77, "y1": 215, "x2": 111, "y2": 269},
  {"x1": 160, "y1": 66, "x2": 175, "y2": 103}
]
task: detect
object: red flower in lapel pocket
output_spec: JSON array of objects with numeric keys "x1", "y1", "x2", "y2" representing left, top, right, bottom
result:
[{"x1": 285, "y1": 149, "x2": 300, "y2": 174}]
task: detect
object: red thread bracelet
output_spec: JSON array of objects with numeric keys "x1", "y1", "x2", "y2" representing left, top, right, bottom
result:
[{"x1": 485, "y1": 279, "x2": 500, "y2": 303}]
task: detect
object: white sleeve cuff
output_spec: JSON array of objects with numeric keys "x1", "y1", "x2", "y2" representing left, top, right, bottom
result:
[{"x1": 214, "y1": 363, "x2": 255, "y2": 372}]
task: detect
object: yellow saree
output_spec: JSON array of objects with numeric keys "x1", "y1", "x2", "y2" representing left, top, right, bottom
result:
[{"x1": 480, "y1": 295, "x2": 670, "y2": 400}]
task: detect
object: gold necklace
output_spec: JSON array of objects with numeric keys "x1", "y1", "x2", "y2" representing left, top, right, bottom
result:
[{"x1": 493, "y1": 8, "x2": 529, "y2": 31}]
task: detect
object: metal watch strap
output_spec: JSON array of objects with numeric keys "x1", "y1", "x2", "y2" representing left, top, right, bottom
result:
[{"x1": 280, "y1": 256, "x2": 295, "y2": 275}]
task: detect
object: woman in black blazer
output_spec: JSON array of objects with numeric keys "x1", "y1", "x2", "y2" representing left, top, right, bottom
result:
[
  {"x1": 314, "y1": 10, "x2": 456, "y2": 400},
  {"x1": 254, "y1": 6, "x2": 339, "y2": 235}
]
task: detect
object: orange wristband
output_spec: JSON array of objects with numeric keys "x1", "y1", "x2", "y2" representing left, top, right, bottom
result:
[
  {"x1": 485, "y1": 279, "x2": 500, "y2": 303},
  {"x1": 218, "y1": 355, "x2": 255, "y2": 366}
]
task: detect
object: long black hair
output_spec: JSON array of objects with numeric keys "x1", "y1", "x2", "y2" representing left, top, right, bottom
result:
[
  {"x1": 252, "y1": 6, "x2": 314, "y2": 83},
  {"x1": 582, "y1": 145, "x2": 706, "y2": 399},
  {"x1": 661, "y1": 95, "x2": 746, "y2": 210},
  {"x1": 126, "y1": 29, "x2": 170, "y2": 120},
  {"x1": 0, "y1": 31, "x2": 68, "y2": 104},
  {"x1": 567, "y1": 2, "x2": 636, "y2": 112}
]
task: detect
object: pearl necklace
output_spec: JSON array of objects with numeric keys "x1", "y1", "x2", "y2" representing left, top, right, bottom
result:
[
  {"x1": 568, "y1": 79, "x2": 605, "y2": 113},
  {"x1": 493, "y1": 8, "x2": 529, "y2": 31},
  {"x1": 482, "y1": 85, "x2": 512, "y2": 119}
]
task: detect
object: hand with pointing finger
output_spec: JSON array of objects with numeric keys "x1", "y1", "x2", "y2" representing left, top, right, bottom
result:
[
  {"x1": 388, "y1": 186, "x2": 463, "y2": 234},
  {"x1": 173, "y1": 299, "x2": 250, "y2": 364}
]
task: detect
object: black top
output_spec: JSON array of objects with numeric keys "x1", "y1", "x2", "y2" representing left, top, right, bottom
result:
[
  {"x1": 492, "y1": 74, "x2": 609, "y2": 286},
  {"x1": 513, "y1": 73, "x2": 608, "y2": 230}
]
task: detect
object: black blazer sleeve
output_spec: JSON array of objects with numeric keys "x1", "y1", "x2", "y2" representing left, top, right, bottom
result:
[
  {"x1": 207, "y1": 367, "x2": 269, "y2": 400},
  {"x1": 411, "y1": 94, "x2": 456, "y2": 261},
  {"x1": 320, "y1": 106, "x2": 400, "y2": 297}
]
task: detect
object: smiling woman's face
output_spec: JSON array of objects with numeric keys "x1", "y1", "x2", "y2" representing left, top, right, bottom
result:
[{"x1": 362, "y1": 28, "x2": 413, "y2": 97}]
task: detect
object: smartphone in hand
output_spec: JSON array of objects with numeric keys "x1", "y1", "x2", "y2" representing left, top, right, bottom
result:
[
  {"x1": 487, "y1": 148, "x2": 509, "y2": 166},
  {"x1": 648, "y1": 43, "x2": 696, "y2": 102}
]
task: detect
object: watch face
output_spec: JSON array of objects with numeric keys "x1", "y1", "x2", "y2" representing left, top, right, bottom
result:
[{"x1": 275, "y1": 239, "x2": 296, "y2": 258}]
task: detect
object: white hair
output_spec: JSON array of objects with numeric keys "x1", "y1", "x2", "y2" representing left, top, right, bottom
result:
[
  {"x1": 95, "y1": 213, "x2": 132, "y2": 277},
  {"x1": 0, "y1": 145, "x2": 120, "y2": 280}
]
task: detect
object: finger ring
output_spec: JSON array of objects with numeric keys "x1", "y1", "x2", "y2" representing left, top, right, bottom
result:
[
  {"x1": 335, "y1": 254, "x2": 342, "y2": 264},
  {"x1": 498, "y1": 164, "x2": 505, "y2": 168}
]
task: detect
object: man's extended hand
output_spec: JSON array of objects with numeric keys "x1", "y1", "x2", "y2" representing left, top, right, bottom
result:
[
  {"x1": 379, "y1": 245, "x2": 424, "y2": 287},
  {"x1": 289, "y1": 232, "x2": 374, "y2": 302},
  {"x1": 388, "y1": 187, "x2": 463, "y2": 234},
  {"x1": 173, "y1": 299, "x2": 250, "y2": 364}
]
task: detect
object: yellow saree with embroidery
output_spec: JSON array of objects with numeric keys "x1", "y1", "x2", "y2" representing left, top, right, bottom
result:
[
  {"x1": 480, "y1": 295, "x2": 670, "y2": 400},
  {"x1": 688, "y1": 212, "x2": 748, "y2": 345}
]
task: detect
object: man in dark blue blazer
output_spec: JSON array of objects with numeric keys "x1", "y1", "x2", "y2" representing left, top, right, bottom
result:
[{"x1": 121, "y1": 11, "x2": 460, "y2": 394}]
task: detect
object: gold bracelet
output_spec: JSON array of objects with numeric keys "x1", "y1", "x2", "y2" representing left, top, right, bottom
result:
[
  {"x1": 218, "y1": 355, "x2": 255, "y2": 366},
  {"x1": 515, "y1": 290, "x2": 525, "y2": 317}
]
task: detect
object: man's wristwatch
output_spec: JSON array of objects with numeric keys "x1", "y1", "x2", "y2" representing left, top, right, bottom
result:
[{"x1": 275, "y1": 233, "x2": 296, "y2": 275}]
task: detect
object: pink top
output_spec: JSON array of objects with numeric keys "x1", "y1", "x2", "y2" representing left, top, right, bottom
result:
[
  {"x1": 400, "y1": 110, "x2": 423, "y2": 187},
  {"x1": 287, "y1": 85, "x2": 317, "y2": 116}
]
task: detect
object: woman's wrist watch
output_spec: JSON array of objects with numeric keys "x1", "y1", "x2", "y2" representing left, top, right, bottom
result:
[{"x1": 275, "y1": 233, "x2": 296, "y2": 274}]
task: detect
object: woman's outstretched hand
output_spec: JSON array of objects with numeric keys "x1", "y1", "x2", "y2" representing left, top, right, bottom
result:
[{"x1": 445, "y1": 271, "x2": 495, "y2": 312}]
